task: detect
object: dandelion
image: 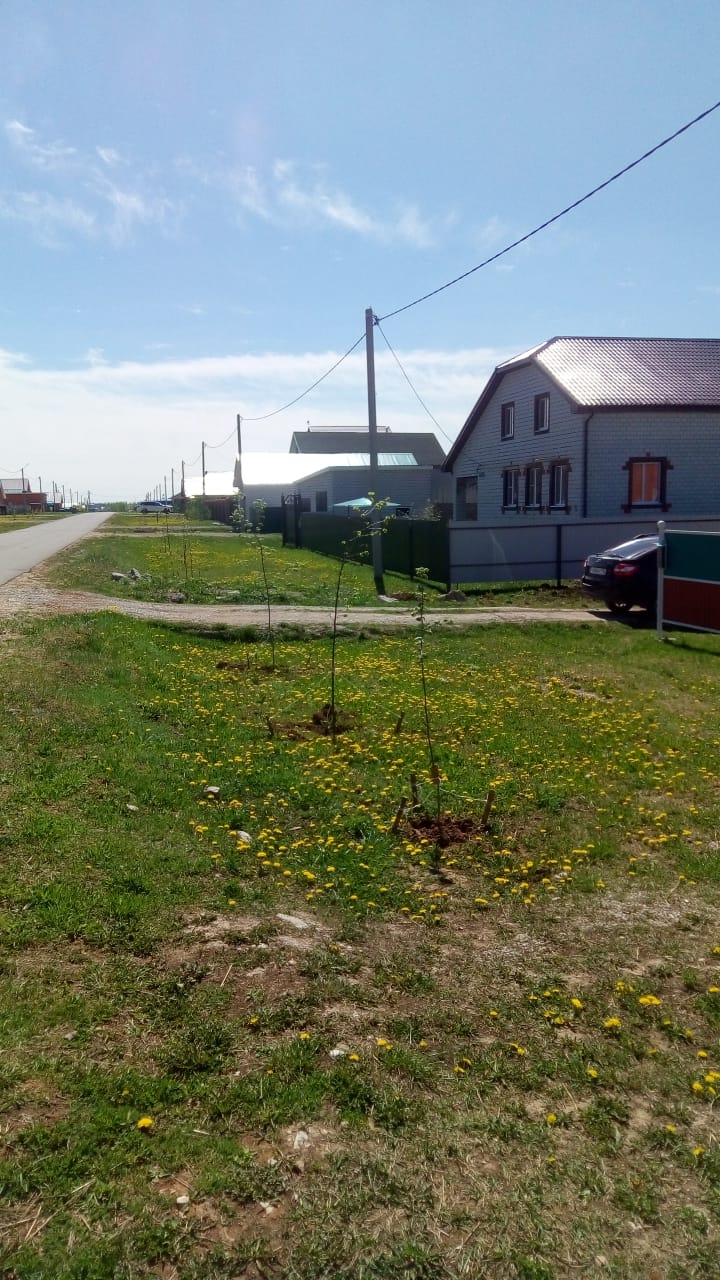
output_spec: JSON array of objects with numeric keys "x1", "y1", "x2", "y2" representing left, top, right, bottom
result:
[
  {"x1": 693, "y1": 1146, "x2": 705, "y2": 1158},
  {"x1": 298, "y1": 1032, "x2": 310, "y2": 1040},
  {"x1": 546, "y1": 1113, "x2": 558, "y2": 1125},
  {"x1": 137, "y1": 1116, "x2": 154, "y2": 1130},
  {"x1": 348, "y1": 1054, "x2": 359, "y2": 1062},
  {"x1": 570, "y1": 998, "x2": 584, "y2": 1010},
  {"x1": 587, "y1": 1067, "x2": 599, "y2": 1080},
  {"x1": 638, "y1": 994, "x2": 662, "y2": 1006},
  {"x1": 604, "y1": 1017, "x2": 622, "y2": 1030}
]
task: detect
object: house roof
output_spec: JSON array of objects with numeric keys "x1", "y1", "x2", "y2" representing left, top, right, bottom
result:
[
  {"x1": 186, "y1": 451, "x2": 426, "y2": 498},
  {"x1": 0, "y1": 478, "x2": 30, "y2": 493},
  {"x1": 290, "y1": 430, "x2": 445, "y2": 466},
  {"x1": 445, "y1": 337, "x2": 720, "y2": 469}
]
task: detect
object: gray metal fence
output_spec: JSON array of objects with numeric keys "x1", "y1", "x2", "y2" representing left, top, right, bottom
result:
[{"x1": 449, "y1": 517, "x2": 720, "y2": 587}]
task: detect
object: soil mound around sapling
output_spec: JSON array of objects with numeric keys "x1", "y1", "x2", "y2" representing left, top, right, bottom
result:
[{"x1": 406, "y1": 811, "x2": 486, "y2": 847}]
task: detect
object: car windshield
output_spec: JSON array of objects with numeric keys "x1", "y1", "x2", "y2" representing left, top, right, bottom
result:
[{"x1": 604, "y1": 537, "x2": 658, "y2": 558}]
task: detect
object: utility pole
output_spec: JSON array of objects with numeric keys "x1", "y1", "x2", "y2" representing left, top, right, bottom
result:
[
  {"x1": 181, "y1": 460, "x2": 186, "y2": 498},
  {"x1": 171, "y1": 467, "x2": 175, "y2": 502},
  {"x1": 164, "y1": 475, "x2": 168, "y2": 501},
  {"x1": 365, "y1": 306, "x2": 385, "y2": 595},
  {"x1": 201, "y1": 442, "x2": 206, "y2": 496},
  {"x1": 236, "y1": 414, "x2": 246, "y2": 521}
]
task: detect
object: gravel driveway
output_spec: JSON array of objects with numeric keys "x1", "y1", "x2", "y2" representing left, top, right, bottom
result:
[{"x1": 0, "y1": 570, "x2": 608, "y2": 630}]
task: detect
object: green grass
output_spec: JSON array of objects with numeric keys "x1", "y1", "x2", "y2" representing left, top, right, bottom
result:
[
  {"x1": 0, "y1": 513, "x2": 70, "y2": 534},
  {"x1": 1, "y1": 614, "x2": 720, "y2": 1276},
  {"x1": 41, "y1": 528, "x2": 427, "y2": 607},
  {"x1": 41, "y1": 521, "x2": 593, "y2": 611}
]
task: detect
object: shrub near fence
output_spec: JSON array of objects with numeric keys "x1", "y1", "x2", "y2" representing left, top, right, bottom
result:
[{"x1": 289, "y1": 512, "x2": 450, "y2": 586}]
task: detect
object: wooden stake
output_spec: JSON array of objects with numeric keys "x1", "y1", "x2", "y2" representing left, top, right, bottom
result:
[{"x1": 481, "y1": 788, "x2": 496, "y2": 827}]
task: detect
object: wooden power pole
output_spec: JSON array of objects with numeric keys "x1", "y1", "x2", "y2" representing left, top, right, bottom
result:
[{"x1": 365, "y1": 307, "x2": 385, "y2": 595}]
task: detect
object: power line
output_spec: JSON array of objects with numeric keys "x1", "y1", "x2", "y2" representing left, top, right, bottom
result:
[
  {"x1": 375, "y1": 320, "x2": 453, "y2": 444},
  {"x1": 204, "y1": 427, "x2": 236, "y2": 450},
  {"x1": 378, "y1": 97, "x2": 720, "y2": 323},
  {"x1": 240, "y1": 332, "x2": 365, "y2": 421}
]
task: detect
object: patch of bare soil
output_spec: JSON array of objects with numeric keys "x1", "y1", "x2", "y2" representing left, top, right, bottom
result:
[
  {"x1": 405, "y1": 810, "x2": 487, "y2": 848},
  {"x1": 267, "y1": 703, "x2": 358, "y2": 740}
]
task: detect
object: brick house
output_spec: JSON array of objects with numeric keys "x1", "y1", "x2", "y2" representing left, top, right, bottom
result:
[{"x1": 444, "y1": 337, "x2": 720, "y2": 524}]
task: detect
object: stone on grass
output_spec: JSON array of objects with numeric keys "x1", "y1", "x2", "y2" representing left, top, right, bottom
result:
[
  {"x1": 111, "y1": 572, "x2": 129, "y2": 582},
  {"x1": 276, "y1": 913, "x2": 311, "y2": 931}
]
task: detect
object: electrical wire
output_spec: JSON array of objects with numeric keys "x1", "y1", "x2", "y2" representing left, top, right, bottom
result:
[
  {"x1": 204, "y1": 427, "x2": 237, "y2": 450},
  {"x1": 375, "y1": 319, "x2": 453, "y2": 444},
  {"x1": 378, "y1": 97, "x2": 720, "y2": 322},
  {"x1": 240, "y1": 332, "x2": 365, "y2": 421}
]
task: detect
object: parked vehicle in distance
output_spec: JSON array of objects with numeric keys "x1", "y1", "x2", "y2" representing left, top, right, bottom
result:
[
  {"x1": 581, "y1": 534, "x2": 659, "y2": 615},
  {"x1": 137, "y1": 500, "x2": 173, "y2": 514}
]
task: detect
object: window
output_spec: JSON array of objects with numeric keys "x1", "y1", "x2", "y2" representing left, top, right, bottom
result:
[
  {"x1": 315, "y1": 490, "x2": 328, "y2": 512},
  {"x1": 500, "y1": 402, "x2": 515, "y2": 439},
  {"x1": 549, "y1": 462, "x2": 570, "y2": 509},
  {"x1": 502, "y1": 468, "x2": 521, "y2": 509},
  {"x1": 623, "y1": 456, "x2": 672, "y2": 511},
  {"x1": 534, "y1": 393, "x2": 550, "y2": 434},
  {"x1": 525, "y1": 464, "x2": 543, "y2": 509},
  {"x1": 456, "y1": 475, "x2": 478, "y2": 520}
]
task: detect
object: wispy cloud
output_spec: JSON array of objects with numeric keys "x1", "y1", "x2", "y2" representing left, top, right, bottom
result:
[
  {"x1": 0, "y1": 342, "x2": 509, "y2": 498},
  {"x1": 6, "y1": 118, "x2": 77, "y2": 170},
  {"x1": 2, "y1": 120, "x2": 176, "y2": 246},
  {"x1": 186, "y1": 153, "x2": 439, "y2": 247}
]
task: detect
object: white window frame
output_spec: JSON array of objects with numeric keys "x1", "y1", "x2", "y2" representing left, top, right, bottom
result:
[
  {"x1": 534, "y1": 393, "x2": 550, "y2": 434},
  {"x1": 549, "y1": 462, "x2": 569, "y2": 509},
  {"x1": 500, "y1": 402, "x2": 515, "y2": 440},
  {"x1": 525, "y1": 464, "x2": 543, "y2": 509}
]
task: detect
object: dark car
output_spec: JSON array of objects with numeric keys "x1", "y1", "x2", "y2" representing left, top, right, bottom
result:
[{"x1": 581, "y1": 535, "x2": 660, "y2": 614}]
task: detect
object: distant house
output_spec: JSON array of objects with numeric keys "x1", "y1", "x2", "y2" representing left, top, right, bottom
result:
[
  {"x1": 290, "y1": 425, "x2": 447, "y2": 468},
  {"x1": 229, "y1": 427, "x2": 450, "y2": 517},
  {"x1": 444, "y1": 337, "x2": 720, "y2": 523},
  {"x1": 0, "y1": 478, "x2": 46, "y2": 514}
]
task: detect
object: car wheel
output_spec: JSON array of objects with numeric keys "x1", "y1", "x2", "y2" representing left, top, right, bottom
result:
[{"x1": 607, "y1": 600, "x2": 632, "y2": 614}]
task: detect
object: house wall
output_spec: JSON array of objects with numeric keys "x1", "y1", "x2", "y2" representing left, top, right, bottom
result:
[
  {"x1": 587, "y1": 409, "x2": 720, "y2": 519},
  {"x1": 451, "y1": 366, "x2": 720, "y2": 524},
  {"x1": 298, "y1": 466, "x2": 446, "y2": 515},
  {"x1": 452, "y1": 364, "x2": 582, "y2": 522}
]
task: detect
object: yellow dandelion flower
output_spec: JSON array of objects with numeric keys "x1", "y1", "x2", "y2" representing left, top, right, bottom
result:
[{"x1": 136, "y1": 1116, "x2": 154, "y2": 1130}]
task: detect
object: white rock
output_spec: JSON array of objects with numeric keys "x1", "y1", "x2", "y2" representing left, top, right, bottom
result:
[
  {"x1": 204, "y1": 785, "x2": 221, "y2": 798},
  {"x1": 276, "y1": 913, "x2": 311, "y2": 930},
  {"x1": 235, "y1": 830, "x2": 252, "y2": 844},
  {"x1": 176, "y1": 1195, "x2": 190, "y2": 1207},
  {"x1": 293, "y1": 1129, "x2": 310, "y2": 1150}
]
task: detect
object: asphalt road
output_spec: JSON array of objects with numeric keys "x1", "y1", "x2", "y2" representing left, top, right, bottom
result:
[{"x1": 0, "y1": 512, "x2": 111, "y2": 586}]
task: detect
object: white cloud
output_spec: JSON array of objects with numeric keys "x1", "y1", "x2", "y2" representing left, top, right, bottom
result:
[
  {"x1": 2, "y1": 119, "x2": 176, "y2": 246},
  {"x1": 6, "y1": 119, "x2": 77, "y2": 170},
  {"x1": 0, "y1": 343, "x2": 509, "y2": 500},
  {"x1": 0, "y1": 190, "x2": 96, "y2": 244}
]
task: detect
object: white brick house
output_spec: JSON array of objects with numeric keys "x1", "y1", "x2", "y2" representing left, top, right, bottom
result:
[{"x1": 444, "y1": 337, "x2": 720, "y2": 524}]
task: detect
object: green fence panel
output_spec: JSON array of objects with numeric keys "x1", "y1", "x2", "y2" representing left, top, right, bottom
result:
[
  {"x1": 665, "y1": 530, "x2": 720, "y2": 584},
  {"x1": 297, "y1": 514, "x2": 449, "y2": 585}
]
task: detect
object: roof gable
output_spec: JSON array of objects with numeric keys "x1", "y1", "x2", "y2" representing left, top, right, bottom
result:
[{"x1": 445, "y1": 336, "x2": 720, "y2": 469}]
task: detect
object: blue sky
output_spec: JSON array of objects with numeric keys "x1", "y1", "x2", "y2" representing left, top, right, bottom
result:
[{"x1": 1, "y1": 1, "x2": 719, "y2": 501}]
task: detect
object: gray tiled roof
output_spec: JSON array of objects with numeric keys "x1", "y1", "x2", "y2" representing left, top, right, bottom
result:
[
  {"x1": 506, "y1": 337, "x2": 720, "y2": 408},
  {"x1": 444, "y1": 336, "x2": 720, "y2": 470},
  {"x1": 290, "y1": 430, "x2": 445, "y2": 466}
]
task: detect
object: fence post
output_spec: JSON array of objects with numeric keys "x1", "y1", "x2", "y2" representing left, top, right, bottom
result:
[{"x1": 555, "y1": 524, "x2": 562, "y2": 588}]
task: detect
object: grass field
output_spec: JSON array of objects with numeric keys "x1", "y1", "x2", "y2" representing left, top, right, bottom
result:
[
  {"x1": 0, "y1": 514, "x2": 69, "y2": 535},
  {"x1": 42, "y1": 522, "x2": 587, "y2": 612},
  {"x1": 1, "y1": 613, "x2": 719, "y2": 1278}
]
